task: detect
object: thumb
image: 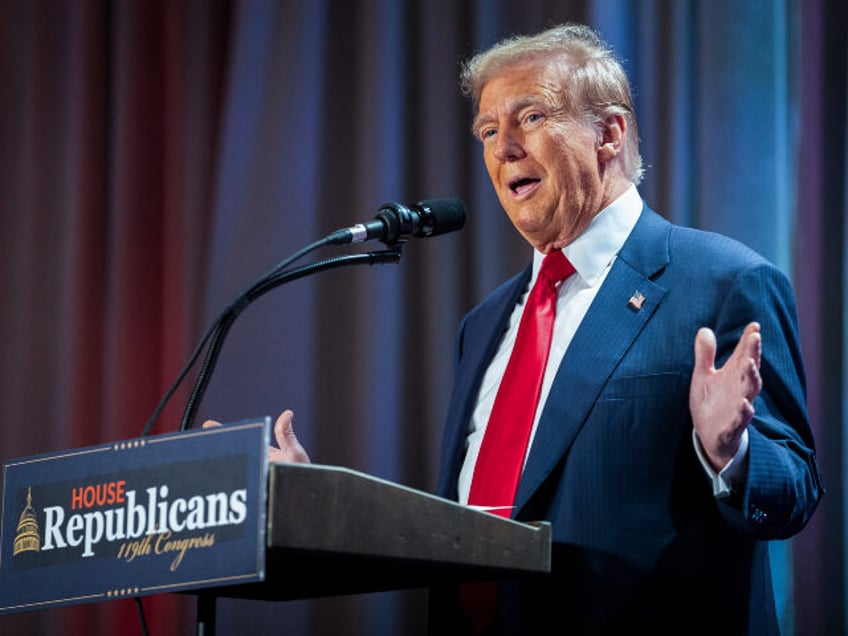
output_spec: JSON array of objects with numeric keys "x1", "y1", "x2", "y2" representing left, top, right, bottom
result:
[
  {"x1": 274, "y1": 410, "x2": 295, "y2": 446},
  {"x1": 693, "y1": 327, "x2": 717, "y2": 375},
  {"x1": 273, "y1": 409, "x2": 310, "y2": 463}
]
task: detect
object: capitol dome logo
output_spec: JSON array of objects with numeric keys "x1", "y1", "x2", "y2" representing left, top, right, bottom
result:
[{"x1": 13, "y1": 486, "x2": 40, "y2": 556}]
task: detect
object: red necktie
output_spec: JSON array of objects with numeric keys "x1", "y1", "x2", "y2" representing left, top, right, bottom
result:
[
  {"x1": 468, "y1": 249, "x2": 574, "y2": 517},
  {"x1": 461, "y1": 250, "x2": 573, "y2": 634}
]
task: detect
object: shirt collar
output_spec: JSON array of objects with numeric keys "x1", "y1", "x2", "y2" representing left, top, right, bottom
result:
[{"x1": 532, "y1": 184, "x2": 643, "y2": 286}]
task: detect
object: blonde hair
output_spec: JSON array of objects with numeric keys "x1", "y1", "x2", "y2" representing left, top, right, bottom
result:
[{"x1": 461, "y1": 23, "x2": 644, "y2": 184}]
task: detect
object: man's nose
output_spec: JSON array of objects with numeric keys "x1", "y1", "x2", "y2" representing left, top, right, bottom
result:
[{"x1": 493, "y1": 129, "x2": 525, "y2": 162}]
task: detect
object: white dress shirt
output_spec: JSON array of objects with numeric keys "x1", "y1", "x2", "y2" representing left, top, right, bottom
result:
[{"x1": 458, "y1": 185, "x2": 747, "y2": 508}]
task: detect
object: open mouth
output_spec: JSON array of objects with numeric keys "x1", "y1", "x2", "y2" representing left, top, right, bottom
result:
[{"x1": 509, "y1": 177, "x2": 540, "y2": 195}]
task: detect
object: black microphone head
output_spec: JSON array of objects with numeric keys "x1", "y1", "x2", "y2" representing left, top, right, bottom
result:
[{"x1": 413, "y1": 197, "x2": 467, "y2": 238}]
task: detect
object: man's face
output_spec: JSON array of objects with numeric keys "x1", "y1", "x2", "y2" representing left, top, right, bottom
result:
[{"x1": 474, "y1": 59, "x2": 611, "y2": 252}]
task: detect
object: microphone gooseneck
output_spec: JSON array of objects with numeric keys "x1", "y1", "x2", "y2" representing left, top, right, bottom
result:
[
  {"x1": 141, "y1": 196, "x2": 467, "y2": 436},
  {"x1": 326, "y1": 197, "x2": 467, "y2": 245}
]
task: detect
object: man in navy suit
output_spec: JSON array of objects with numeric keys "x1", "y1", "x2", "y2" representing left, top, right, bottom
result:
[
  {"x1": 426, "y1": 22, "x2": 824, "y2": 635},
  {"x1": 265, "y1": 21, "x2": 823, "y2": 636}
]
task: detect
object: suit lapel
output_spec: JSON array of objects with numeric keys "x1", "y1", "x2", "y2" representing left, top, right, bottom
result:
[{"x1": 513, "y1": 208, "x2": 673, "y2": 515}]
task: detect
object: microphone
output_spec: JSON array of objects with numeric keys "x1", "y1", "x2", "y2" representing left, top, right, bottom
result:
[{"x1": 327, "y1": 197, "x2": 466, "y2": 245}]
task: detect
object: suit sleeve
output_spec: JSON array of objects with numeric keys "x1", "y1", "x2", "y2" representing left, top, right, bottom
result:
[{"x1": 710, "y1": 261, "x2": 824, "y2": 538}]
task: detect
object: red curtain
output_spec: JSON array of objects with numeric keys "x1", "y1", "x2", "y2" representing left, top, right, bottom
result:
[{"x1": 0, "y1": 2, "x2": 231, "y2": 633}]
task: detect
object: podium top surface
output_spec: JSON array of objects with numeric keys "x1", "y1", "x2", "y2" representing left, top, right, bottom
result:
[{"x1": 222, "y1": 462, "x2": 551, "y2": 600}]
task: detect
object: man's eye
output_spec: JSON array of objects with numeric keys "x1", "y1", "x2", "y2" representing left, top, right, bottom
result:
[
  {"x1": 525, "y1": 113, "x2": 543, "y2": 125},
  {"x1": 480, "y1": 128, "x2": 497, "y2": 140}
]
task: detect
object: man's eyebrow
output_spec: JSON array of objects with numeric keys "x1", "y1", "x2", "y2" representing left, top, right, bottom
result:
[
  {"x1": 472, "y1": 94, "x2": 549, "y2": 135},
  {"x1": 471, "y1": 113, "x2": 494, "y2": 136}
]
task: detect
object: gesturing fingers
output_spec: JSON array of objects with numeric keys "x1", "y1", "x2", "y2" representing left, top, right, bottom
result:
[
  {"x1": 690, "y1": 321, "x2": 762, "y2": 470},
  {"x1": 732, "y1": 322, "x2": 762, "y2": 402}
]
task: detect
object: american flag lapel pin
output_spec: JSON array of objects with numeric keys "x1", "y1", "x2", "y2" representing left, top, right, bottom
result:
[{"x1": 628, "y1": 290, "x2": 645, "y2": 311}]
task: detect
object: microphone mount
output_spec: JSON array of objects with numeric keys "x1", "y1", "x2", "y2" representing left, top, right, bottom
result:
[{"x1": 140, "y1": 196, "x2": 465, "y2": 437}]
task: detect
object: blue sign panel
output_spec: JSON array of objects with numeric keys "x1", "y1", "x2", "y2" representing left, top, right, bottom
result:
[{"x1": 0, "y1": 418, "x2": 269, "y2": 615}]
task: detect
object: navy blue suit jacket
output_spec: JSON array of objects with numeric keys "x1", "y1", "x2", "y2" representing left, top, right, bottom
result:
[{"x1": 432, "y1": 206, "x2": 823, "y2": 635}]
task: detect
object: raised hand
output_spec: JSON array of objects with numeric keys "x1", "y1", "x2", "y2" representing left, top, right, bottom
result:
[{"x1": 689, "y1": 321, "x2": 762, "y2": 472}]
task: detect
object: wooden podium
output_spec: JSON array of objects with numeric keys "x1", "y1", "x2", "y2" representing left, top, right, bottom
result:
[
  {"x1": 197, "y1": 463, "x2": 552, "y2": 633},
  {"x1": 212, "y1": 463, "x2": 551, "y2": 602},
  {"x1": 0, "y1": 425, "x2": 550, "y2": 633}
]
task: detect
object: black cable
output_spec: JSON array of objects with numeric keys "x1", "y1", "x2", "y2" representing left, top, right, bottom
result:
[
  {"x1": 140, "y1": 314, "x2": 221, "y2": 437},
  {"x1": 134, "y1": 237, "x2": 401, "y2": 636},
  {"x1": 178, "y1": 248, "x2": 402, "y2": 431},
  {"x1": 135, "y1": 597, "x2": 149, "y2": 636},
  {"x1": 140, "y1": 235, "x2": 335, "y2": 438},
  {"x1": 178, "y1": 308, "x2": 237, "y2": 432}
]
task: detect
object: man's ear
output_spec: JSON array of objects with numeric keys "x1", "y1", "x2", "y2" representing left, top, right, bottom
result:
[{"x1": 598, "y1": 113, "x2": 626, "y2": 163}]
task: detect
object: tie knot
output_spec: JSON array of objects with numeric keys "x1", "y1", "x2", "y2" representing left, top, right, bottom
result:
[{"x1": 539, "y1": 250, "x2": 574, "y2": 285}]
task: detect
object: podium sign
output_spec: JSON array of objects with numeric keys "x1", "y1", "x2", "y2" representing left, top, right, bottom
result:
[{"x1": 0, "y1": 419, "x2": 270, "y2": 615}]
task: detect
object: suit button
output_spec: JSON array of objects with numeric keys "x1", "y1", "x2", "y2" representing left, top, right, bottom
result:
[{"x1": 750, "y1": 506, "x2": 768, "y2": 524}]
